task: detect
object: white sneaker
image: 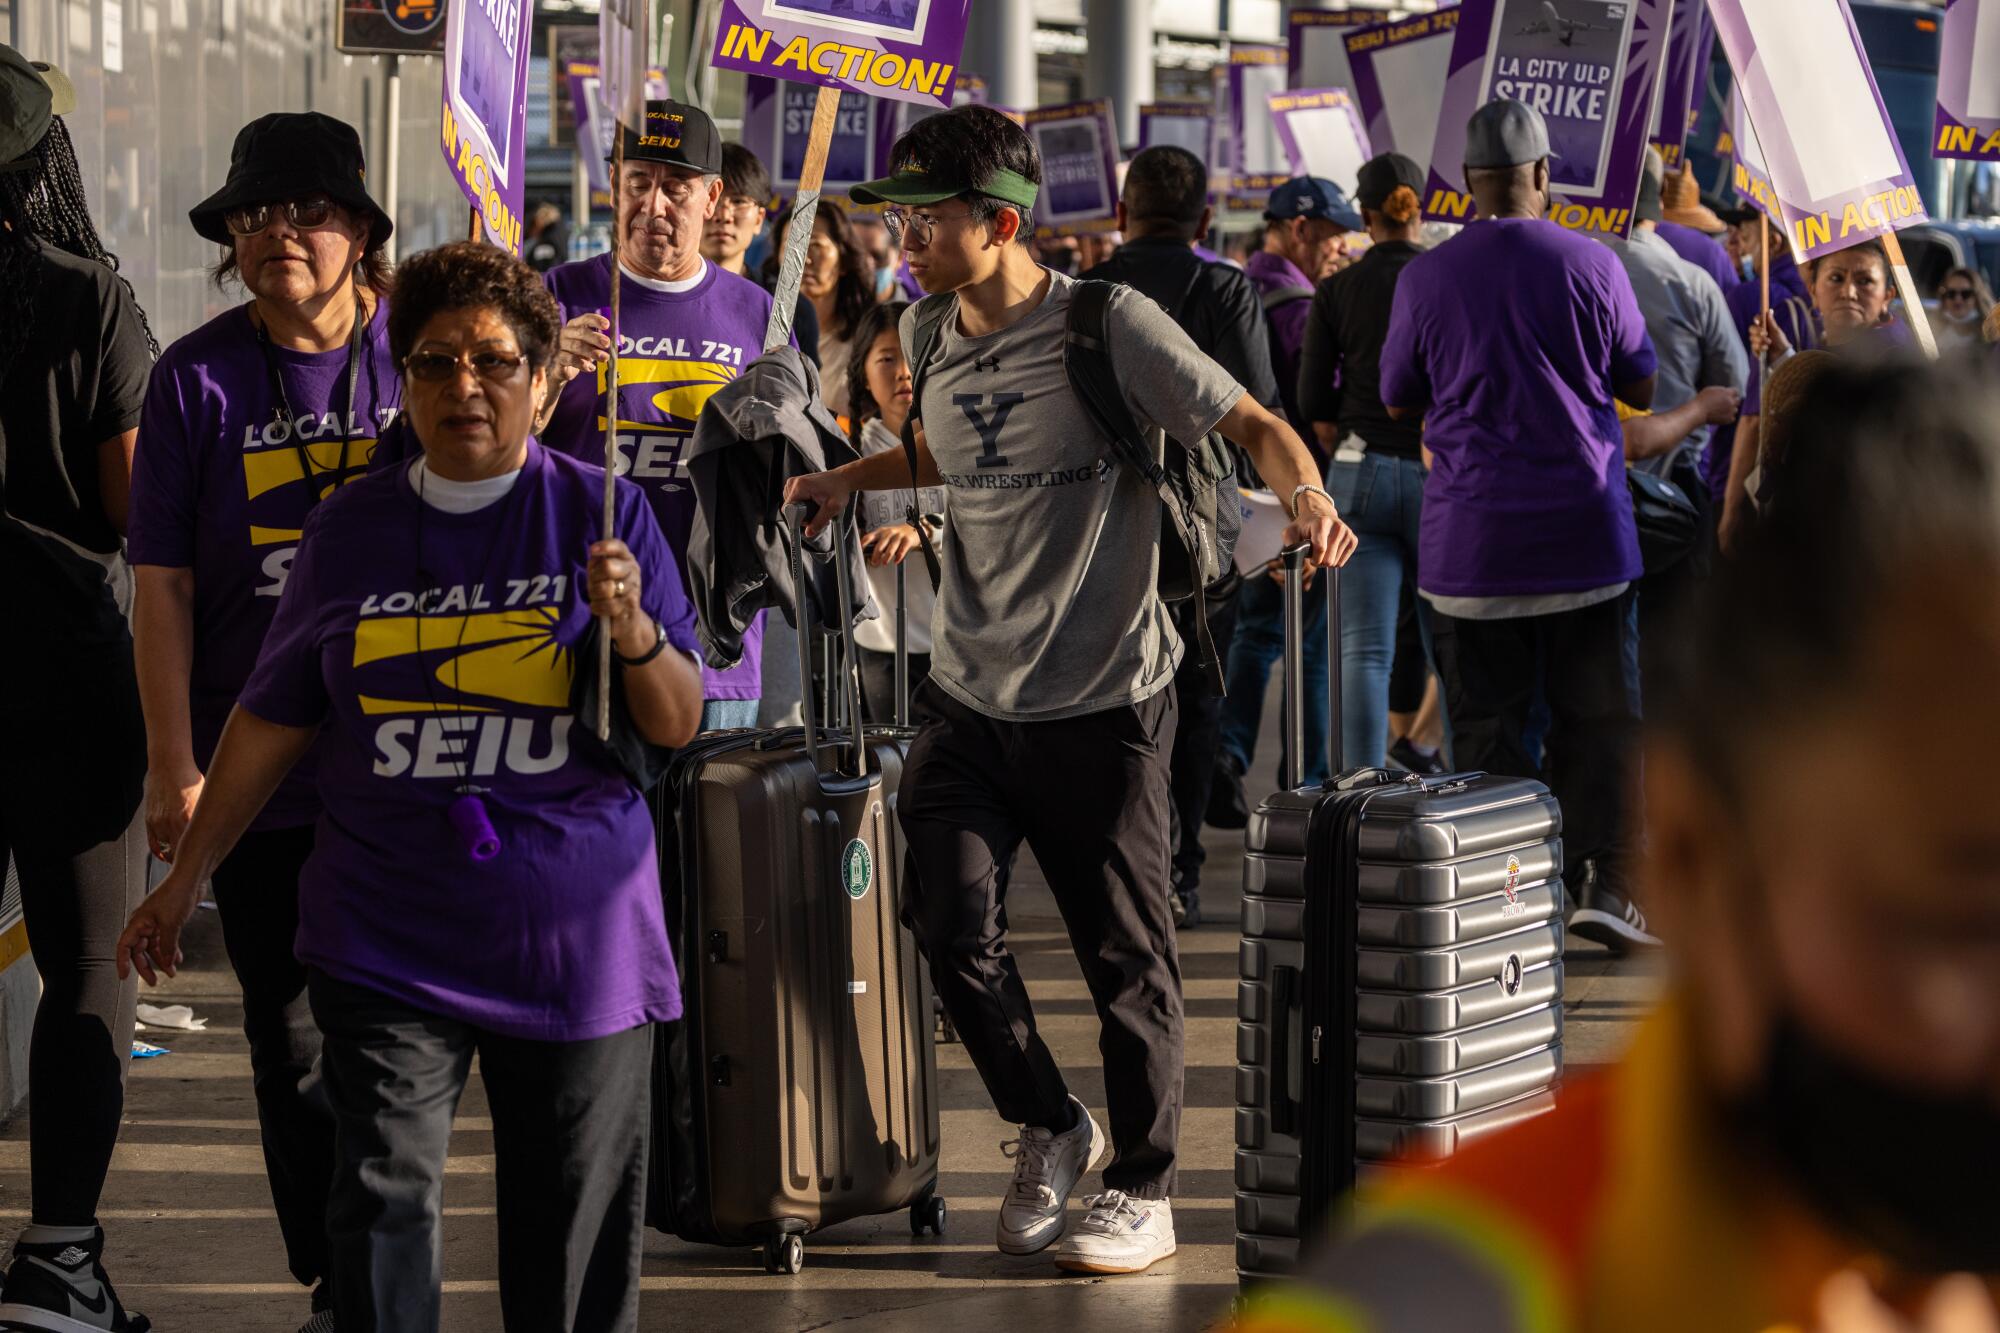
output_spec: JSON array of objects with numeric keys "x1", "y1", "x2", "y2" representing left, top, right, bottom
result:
[
  {"x1": 1052, "y1": 1191, "x2": 1177, "y2": 1275},
  {"x1": 995, "y1": 1095, "x2": 1107, "y2": 1255}
]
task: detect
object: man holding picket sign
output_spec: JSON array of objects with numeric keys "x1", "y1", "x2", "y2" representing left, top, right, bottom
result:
[
  {"x1": 783, "y1": 104, "x2": 1355, "y2": 1275},
  {"x1": 536, "y1": 100, "x2": 780, "y2": 731}
]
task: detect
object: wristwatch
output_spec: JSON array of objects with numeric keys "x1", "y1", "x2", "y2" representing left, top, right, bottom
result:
[
  {"x1": 612, "y1": 617, "x2": 669, "y2": 667},
  {"x1": 1291, "y1": 483, "x2": 1338, "y2": 518}
]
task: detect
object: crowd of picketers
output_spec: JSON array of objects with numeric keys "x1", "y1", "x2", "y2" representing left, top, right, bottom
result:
[{"x1": 4, "y1": 31, "x2": 2000, "y2": 1333}]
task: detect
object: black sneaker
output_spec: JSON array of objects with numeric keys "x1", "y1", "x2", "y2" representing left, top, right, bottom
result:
[
  {"x1": 1388, "y1": 738, "x2": 1450, "y2": 776},
  {"x1": 0, "y1": 1228, "x2": 150, "y2": 1332},
  {"x1": 1205, "y1": 755, "x2": 1250, "y2": 830},
  {"x1": 1568, "y1": 868, "x2": 1662, "y2": 955},
  {"x1": 297, "y1": 1283, "x2": 337, "y2": 1333}
]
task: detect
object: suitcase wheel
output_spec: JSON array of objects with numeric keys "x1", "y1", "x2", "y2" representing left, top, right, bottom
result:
[
  {"x1": 761, "y1": 1233, "x2": 805, "y2": 1276},
  {"x1": 910, "y1": 1193, "x2": 948, "y2": 1237}
]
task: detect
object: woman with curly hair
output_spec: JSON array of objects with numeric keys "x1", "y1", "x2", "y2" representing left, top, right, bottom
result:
[
  {"x1": 770, "y1": 196, "x2": 879, "y2": 415},
  {"x1": 124, "y1": 110, "x2": 400, "y2": 1328},
  {"x1": 119, "y1": 241, "x2": 704, "y2": 1332},
  {"x1": 0, "y1": 46, "x2": 158, "y2": 1333}
]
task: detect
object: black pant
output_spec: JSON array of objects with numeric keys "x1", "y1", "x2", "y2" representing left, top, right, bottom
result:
[
  {"x1": 1168, "y1": 585, "x2": 1240, "y2": 895},
  {"x1": 210, "y1": 825, "x2": 336, "y2": 1289},
  {"x1": 0, "y1": 642, "x2": 147, "y2": 1228},
  {"x1": 898, "y1": 681, "x2": 1183, "y2": 1197},
  {"x1": 857, "y1": 647, "x2": 930, "y2": 724},
  {"x1": 1428, "y1": 595, "x2": 1639, "y2": 887},
  {"x1": 308, "y1": 972, "x2": 652, "y2": 1333}
]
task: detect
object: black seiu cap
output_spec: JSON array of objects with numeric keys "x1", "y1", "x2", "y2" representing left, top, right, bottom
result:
[
  {"x1": 189, "y1": 112, "x2": 391, "y2": 246},
  {"x1": 614, "y1": 99, "x2": 723, "y2": 175},
  {"x1": 1464, "y1": 98, "x2": 1555, "y2": 170},
  {"x1": 1355, "y1": 152, "x2": 1426, "y2": 212}
]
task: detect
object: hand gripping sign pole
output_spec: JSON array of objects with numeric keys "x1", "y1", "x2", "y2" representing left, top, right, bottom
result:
[{"x1": 594, "y1": 0, "x2": 654, "y2": 740}]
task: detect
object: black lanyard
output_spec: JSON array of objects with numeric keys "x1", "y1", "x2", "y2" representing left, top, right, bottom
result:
[{"x1": 256, "y1": 296, "x2": 366, "y2": 509}]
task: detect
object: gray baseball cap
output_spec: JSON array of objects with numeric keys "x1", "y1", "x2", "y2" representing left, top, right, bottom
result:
[
  {"x1": 0, "y1": 45, "x2": 75, "y2": 173},
  {"x1": 1464, "y1": 98, "x2": 1554, "y2": 170}
]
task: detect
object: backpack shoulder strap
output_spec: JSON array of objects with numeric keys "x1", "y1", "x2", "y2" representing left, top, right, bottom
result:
[
  {"x1": 1065, "y1": 279, "x2": 1227, "y2": 692},
  {"x1": 1064, "y1": 280, "x2": 1164, "y2": 483},
  {"x1": 899, "y1": 292, "x2": 954, "y2": 594}
]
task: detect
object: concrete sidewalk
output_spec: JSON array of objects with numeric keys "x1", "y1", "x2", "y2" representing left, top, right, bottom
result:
[{"x1": 0, "y1": 723, "x2": 1662, "y2": 1331}]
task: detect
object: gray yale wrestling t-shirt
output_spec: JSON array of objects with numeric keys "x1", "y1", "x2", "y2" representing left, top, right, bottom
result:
[{"x1": 905, "y1": 270, "x2": 1245, "y2": 721}]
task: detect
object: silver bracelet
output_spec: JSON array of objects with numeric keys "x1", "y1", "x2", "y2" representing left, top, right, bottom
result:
[{"x1": 1291, "y1": 483, "x2": 1337, "y2": 518}]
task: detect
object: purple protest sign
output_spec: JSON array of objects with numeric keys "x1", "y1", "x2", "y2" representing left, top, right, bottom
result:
[
  {"x1": 1934, "y1": 0, "x2": 2000, "y2": 162},
  {"x1": 743, "y1": 75, "x2": 886, "y2": 195},
  {"x1": 1209, "y1": 65, "x2": 1232, "y2": 204},
  {"x1": 709, "y1": 0, "x2": 973, "y2": 108},
  {"x1": 1726, "y1": 84, "x2": 1780, "y2": 222},
  {"x1": 1228, "y1": 44, "x2": 1290, "y2": 209},
  {"x1": 1287, "y1": 7, "x2": 1378, "y2": 93},
  {"x1": 1423, "y1": 0, "x2": 1672, "y2": 236},
  {"x1": 1707, "y1": 0, "x2": 1926, "y2": 259},
  {"x1": 1138, "y1": 101, "x2": 1212, "y2": 157},
  {"x1": 441, "y1": 0, "x2": 532, "y2": 252},
  {"x1": 1345, "y1": 8, "x2": 1463, "y2": 171},
  {"x1": 1268, "y1": 89, "x2": 1373, "y2": 188},
  {"x1": 1654, "y1": 0, "x2": 1704, "y2": 168},
  {"x1": 1026, "y1": 100, "x2": 1121, "y2": 238}
]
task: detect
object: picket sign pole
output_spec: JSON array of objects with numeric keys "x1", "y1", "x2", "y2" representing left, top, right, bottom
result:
[
  {"x1": 468, "y1": 205, "x2": 482, "y2": 242},
  {"x1": 1759, "y1": 218, "x2": 1770, "y2": 394},
  {"x1": 596, "y1": 128, "x2": 630, "y2": 742},
  {"x1": 763, "y1": 85, "x2": 844, "y2": 353},
  {"x1": 1879, "y1": 228, "x2": 1939, "y2": 360}
]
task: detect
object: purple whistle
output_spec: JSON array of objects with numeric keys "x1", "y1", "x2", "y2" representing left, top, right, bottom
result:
[{"x1": 447, "y1": 794, "x2": 502, "y2": 863}]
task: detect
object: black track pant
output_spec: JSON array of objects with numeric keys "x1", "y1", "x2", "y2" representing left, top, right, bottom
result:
[
  {"x1": 210, "y1": 825, "x2": 336, "y2": 1289},
  {"x1": 898, "y1": 681, "x2": 1184, "y2": 1197},
  {"x1": 0, "y1": 642, "x2": 147, "y2": 1228}
]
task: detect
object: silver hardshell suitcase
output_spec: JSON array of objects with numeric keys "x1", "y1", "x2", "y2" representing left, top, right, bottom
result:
[{"x1": 1234, "y1": 546, "x2": 1565, "y2": 1282}]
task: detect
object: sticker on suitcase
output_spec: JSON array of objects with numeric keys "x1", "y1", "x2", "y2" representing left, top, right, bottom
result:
[{"x1": 842, "y1": 838, "x2": 875, "y2": 901}]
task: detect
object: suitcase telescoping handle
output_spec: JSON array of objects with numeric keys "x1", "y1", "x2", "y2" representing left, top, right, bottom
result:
[
  {"x1": 1280, "y1": 541, "x2": 1342, "y2": 791},
  {"x1": 786, "y1": 503, "x2": 869, "y2": 781},
  {"x1": 894, "y1": 559, "x2": 910, "y2": 726}
]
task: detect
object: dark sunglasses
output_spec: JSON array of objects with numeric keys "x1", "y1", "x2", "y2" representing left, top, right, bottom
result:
[
  {"x1": 403, "y1": 350, "x2": 528, "y2": 383},
  {"x1": 1941, "y1": 288, "x2": 1977, "y2": 301},
  {"x1": 224, "y1": 194, "x2": 341, "y2": 237}
]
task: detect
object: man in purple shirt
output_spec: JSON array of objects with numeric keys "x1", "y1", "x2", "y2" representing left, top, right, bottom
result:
[
  {"x1": 1246, "y1": 176, "x2": 1360, "y2": 428},
  {"x1": 1381, "y1": 99, "x2": 1660, "y2": 953}
]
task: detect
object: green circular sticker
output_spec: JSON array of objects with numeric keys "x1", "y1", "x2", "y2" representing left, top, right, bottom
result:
[{"x1": 841, "y1": 838, "x2": 874, "y2": 901}]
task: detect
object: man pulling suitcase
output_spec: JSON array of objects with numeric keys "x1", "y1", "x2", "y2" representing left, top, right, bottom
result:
[{"x1": 784, "y1": 105, "x2": 1355, "y2": 1275}]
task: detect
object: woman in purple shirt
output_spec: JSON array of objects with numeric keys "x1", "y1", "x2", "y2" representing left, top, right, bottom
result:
[
  {"x1": 125, "y1": 112, "x2": 399, "y2": 1329},
  {"x1": 118, "y1": 243, "x2": 704, "y2": 1332}
]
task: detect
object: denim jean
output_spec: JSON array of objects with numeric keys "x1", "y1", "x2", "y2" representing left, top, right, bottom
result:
[
  {"x1": 700, "y1": 698, "x2": 760, "y2": 732},
  {"x1": 1218, "y1": 569, "x2": 1331, "y2": 788},
  {"x1": 1325, "y1": 452, "x2": 1434, "y2": 770}
]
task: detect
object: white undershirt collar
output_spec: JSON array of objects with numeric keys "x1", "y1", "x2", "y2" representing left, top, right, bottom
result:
[
  {"x1": 409, "y1": 457, "x2": 523, "y2": 514},
  {"x1": 619, "y1": 257, "x2": 707, "y2": 294}
]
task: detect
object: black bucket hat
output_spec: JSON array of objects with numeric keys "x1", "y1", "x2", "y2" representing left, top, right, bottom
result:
[{"x1": 189, "y1": 112, "x2": 392, "y2": 247}]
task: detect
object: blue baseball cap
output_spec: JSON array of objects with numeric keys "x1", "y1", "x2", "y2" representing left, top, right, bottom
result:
[{"x1": 1265, "y1": 176, "x2": 1364, "y2": 231}]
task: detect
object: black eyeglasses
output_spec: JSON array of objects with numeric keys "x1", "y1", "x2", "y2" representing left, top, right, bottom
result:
[
  {"x1": 224, "y1": 194, "x2": 341, "y2": 237},
  {"x1": 881, "y1": 206, "x2": 976, "y2": 248},
  {"x1": 1941, "y1": 287, "x2": 1978, "y2": 302},
  {"x1": 403, "y1": 350, "x2": 528, "y2": 383}
]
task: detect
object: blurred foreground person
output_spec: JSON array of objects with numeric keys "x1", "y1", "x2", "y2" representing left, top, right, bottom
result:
[
  {"x1": 0, "y1": 44, "x2": 158, "y2": 1333},
  {"x1": 1237, "y1": 356, "x2": 2000, "y2": 1333}
]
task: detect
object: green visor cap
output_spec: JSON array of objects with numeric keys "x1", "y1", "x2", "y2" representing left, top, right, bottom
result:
[{"x1": 849, "y1": 167, "x2": 1040, "y2": 210}]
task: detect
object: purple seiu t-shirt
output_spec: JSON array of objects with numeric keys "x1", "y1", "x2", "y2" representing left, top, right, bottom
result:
[
  {"x1": 1381, "y1": 218, "x2": 1657, "y2": 598},
  {"x1": 127, "y1": 304, "x2": 403, "y2": 829},
  {"x1": 1655, "y1": 222, "x2": 1741, "y2": 298},
  {"x1": 1727, "y1": 247, "x2": 1807, "y2": 346},
  {"x1": 237, "y1": 444, "x2": 696, "y2": 1039},
  {"x1": 541, "y1": 255, "x2": 774, "y2": 701}
]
